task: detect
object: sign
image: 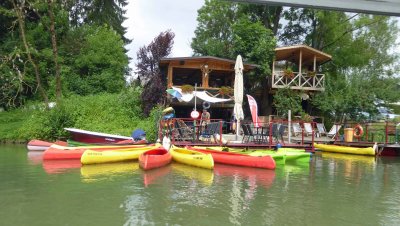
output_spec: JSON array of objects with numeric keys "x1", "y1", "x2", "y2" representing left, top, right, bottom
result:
[
  {"x1": 246, "y1": 95, "x2": 261, "y2": 127},
  {"x1": 190, "y1": 110, "x2": 200, "y2": 119}
]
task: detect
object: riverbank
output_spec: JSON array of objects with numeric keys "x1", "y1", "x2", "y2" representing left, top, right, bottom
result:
[{"x1": 0, "y1": 90, "x2": 162, "y2": 143}]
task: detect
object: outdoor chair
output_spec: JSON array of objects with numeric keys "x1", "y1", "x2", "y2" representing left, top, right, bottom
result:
[
  {"x1": 292, "y1": 122, "x2": 302, "y2": 137},
  {"x1": 247, "y1": 124, "x2": 263, "y2": 143},
  {"x1": 173, "y1": 120, "x2": 194, "y2": 141},
  {"x1": 303, "y1": 123, "x2": 314, "y2": 136},
  {"x1": 326, "y1": 124, "x2": 342, "y2": 139},
  {"x1": 242, "y1": 124, "x2": 257, "y2": 143},
  {"x1": 316, "y1": 123, "x2": 327, "y2": 137},
  {"x1": 201, "y1": 122, "x2": 220, "y2": 143},
  {"x1": 273, "y1": 124, "x2": 286, "y2": 144}
]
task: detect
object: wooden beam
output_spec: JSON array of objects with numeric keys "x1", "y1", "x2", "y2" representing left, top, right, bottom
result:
[{"x1": 167, "y1": 66, "x2": 173, "y2": 88}]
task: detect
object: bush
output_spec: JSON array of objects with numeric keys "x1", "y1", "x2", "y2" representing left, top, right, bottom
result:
[{"x1": 17, "y1": 87, "x2": 162, "y2": 142}]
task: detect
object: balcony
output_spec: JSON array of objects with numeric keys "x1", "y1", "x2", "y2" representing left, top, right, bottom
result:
[{"x1": 271, "y1": 71, "x2": 325, "y2": 91}]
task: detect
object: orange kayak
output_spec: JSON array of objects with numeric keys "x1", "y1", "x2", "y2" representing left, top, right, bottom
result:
[{"x1": 139, "y1": 148, "x2": 172, "y2": 170}]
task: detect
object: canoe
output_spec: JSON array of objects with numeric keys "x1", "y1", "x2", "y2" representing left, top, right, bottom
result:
[
  {"x1": 43, "y1": 144, "x2": 158, "y2": 160},
  {"x1": 188, "y1": 147, "x2": 276, "y2": 170},
  {"x1": 80, "y1": 146, "x2": 160, "y2": 165},
  {"x1": 64, "y1": 127, "x2": 133, "y2": 144},
  {"x1": 139, "y1": 148, "x2": 172, "y2": 170},
  {"x1": 48, "y1": 143, "x2": 149, "y2": 151},
  {"x1": 27, "y1": 140, "x2": 54, "y2": 151},
  {"x1": 170, "y1": 146, "x2": 214, "y2": 169},
  {"x1": 314, "y1": 143, "x2": 376, "y2": 156},
  {"x1": 67, "y1": 139, "x2": 147, "y2": 147}
]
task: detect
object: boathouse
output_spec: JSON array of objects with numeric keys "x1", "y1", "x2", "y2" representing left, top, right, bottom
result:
[{"x1": 160, "y1": 45, "x2": 332, "y2": 122}]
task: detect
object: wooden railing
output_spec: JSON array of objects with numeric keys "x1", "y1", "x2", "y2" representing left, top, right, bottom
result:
[{"x1": 272, "y1": 71, "x2": 325, "y2": 91}]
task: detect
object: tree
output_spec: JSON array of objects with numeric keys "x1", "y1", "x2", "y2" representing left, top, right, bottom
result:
[
  {"x1": 10, "y1": 0, "x2": 49, "y2": 107},
  {"x1": 47, "y1": 0, "x2": 62, "y2": 102},
  {"x1": 64, "y1": 25, "x2": 128, "y2": 95},
  {"x1": 191, "y1": 0, "x2": 277, "y2": 114},
  {"x1": 67, "y1": 0, "x2": 130, "y2": 43},
  {"x1": 136, "y1": 30, "x2": 175, "y2": 116}
]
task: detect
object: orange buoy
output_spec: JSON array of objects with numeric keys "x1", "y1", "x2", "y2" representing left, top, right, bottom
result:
[{"x1": 353, "y1": 124, "x2": 364, "y2": 138}]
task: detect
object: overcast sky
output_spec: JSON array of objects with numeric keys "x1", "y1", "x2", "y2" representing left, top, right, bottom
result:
[
  {"x1": 123, "y1": 0, "x2": 400, "y2": 77},
  {"x1": 123, "y1": 0, "x2": 204, "y2": 75}
]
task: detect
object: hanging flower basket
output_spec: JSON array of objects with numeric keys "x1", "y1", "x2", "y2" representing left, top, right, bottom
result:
[
  {"x1": 283, "y1": 68, "x2": 295, "y2": 79},
  {"x1": 219, "y1": 86, "x2": 233, "y2": 96},
  {"x1": 181, "y1": 84, "x2": 194, "y2": 94},
  {"x1": 307, "y1": 71, "x2": 317, "y2": 77}
]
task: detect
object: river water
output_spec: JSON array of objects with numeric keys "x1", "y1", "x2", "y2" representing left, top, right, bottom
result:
[{"x1": 1, "y1": 145, "x2": 399, "y2": 226}]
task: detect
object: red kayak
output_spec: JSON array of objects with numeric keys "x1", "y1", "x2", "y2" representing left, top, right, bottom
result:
[
  {"x1": 43, "y1": 144, "x2": 154, "y2": 160},
  {"x1": 139, "y1": 148, "x2": 172, "y2": 170},
  {"x1": 188, "y1": 147, "x2": 276, "y2": 170},
  {"x1": 65, "y1": 128, "x2": 133, "y2": 144},
  {"x1": 27, "y1": 140, "x2": 68, "y2": 151},
  {"x1": 27, "y1": 140, "x2": 54, "y2": 151}
]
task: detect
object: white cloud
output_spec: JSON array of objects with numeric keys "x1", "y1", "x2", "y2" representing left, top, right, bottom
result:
[{"x1": 123, "y1": 0, "x2": 205, "y2": 76}]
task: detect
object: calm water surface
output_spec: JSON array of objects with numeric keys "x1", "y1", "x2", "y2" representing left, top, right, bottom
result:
[{"x1": 1, "y1": 145, "x2": 399, "y2": 226}]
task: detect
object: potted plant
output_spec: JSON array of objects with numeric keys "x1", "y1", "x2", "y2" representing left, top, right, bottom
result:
[
  {"x1": 219, "y1": 86, "x2": 233, "y2": 96},
  {"x1": 307, "y1": 71, "x2": 317, "y2": 77},
  {"x1": 283, "y1": 68, "x2": 295, "y2": 79},
  {"x1": 301, "y1": 113, "x2": 313, "y2": 122},
  {"x1": 181, "y1": 84, "x2": 194, "y2": 94}
]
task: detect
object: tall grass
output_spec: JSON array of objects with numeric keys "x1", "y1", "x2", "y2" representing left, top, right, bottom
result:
[{"x1": 2, "y1": 87, "x2": 162, "y2": 142}]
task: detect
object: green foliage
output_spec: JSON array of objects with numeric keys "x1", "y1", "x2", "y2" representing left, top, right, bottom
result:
[
  {"x1": 64, "y1": 25, "x2": 128, "y2": 95},
  {"x1": 14, "y1": 88, "x2": 161, "y2": 142},
  {"x1": 273, "y1": 88, "x2": 304, "y2": 117},
  {"x1": 231, "y1": 17, "x2": 276, "y2": 76},
  {"x1": 191, "y1": 0, "x2": 237, "y2": 58}
]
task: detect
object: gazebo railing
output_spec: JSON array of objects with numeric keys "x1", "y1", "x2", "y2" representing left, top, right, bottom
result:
[{"x1": 272, "y1": 71, "x2": 325, "y2": 91}]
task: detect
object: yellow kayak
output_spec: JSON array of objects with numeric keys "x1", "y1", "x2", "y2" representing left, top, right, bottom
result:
[
  {"x1": 81, "y1": 146, "x2": 157, "y2": 165},
  {"x1": 314, "y1": 143, "x2": 376, "y2": 156},
  {"x1": 170, "y1": 146, "x2": 214, "y2": 169}
]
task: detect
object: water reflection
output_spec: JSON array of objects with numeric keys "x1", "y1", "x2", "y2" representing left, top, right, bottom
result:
[
  {"x1": 80, "y1": 162, "x2": 139, "y2": 183},
  {"x1": 42, "y1": 159, "x2": 81, "y2": 174},
  {"x1": 171, "y1": 163, "x2": 214, "y2": 186},
  {"x1": 214, "y1": 164, "x2": 275, "y2": 189},
  {"x1": 27, "y1": 151, "x2": 44, "y2": 165},
  {"x1": 142, "y1": 165, "x2": 172, "y2": 187}
]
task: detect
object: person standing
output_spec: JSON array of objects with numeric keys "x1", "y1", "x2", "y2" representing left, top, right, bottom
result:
[{"x1": 200, "y1": 109, "x2": 211, "y2": 131}]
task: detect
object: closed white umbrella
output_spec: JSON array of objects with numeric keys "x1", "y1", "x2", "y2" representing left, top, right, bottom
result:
[{"x1": 234, "y1": 55, "x2": 244, "y2": 139}]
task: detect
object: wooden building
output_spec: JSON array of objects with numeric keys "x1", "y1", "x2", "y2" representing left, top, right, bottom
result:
[
  {"x1": 159, "y1": 56, "x2": 257, "y2": 121},
  {"x1": 159, "y1": 45, "x2": 332, "y2": 121}
]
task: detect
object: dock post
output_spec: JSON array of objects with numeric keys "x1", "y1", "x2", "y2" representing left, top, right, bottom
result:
[{"x1": 288, "y1": 110, "x2": 291, "y2": 144}]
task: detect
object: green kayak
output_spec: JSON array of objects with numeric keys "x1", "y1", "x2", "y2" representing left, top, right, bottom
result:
[{"x1": 200, "y1": 146, "x2": 311, "y2": 164}]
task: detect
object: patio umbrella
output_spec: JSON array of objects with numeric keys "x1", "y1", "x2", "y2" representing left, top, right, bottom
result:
[
  {"x1": 166, "y1": 88, "x2": 182, "y2": 99},
  {"x1": 234, "y1": 55, "x2": 244, "y2": 139}
]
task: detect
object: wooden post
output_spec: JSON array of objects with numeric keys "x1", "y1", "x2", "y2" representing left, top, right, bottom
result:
[
  {"x1": 313, "y1": 55, "x2": 316, "y2": 71},
  {"x1": 298, "y1": 50, "x2": 302, "y2": 86},
  {"x1": 272, "y1": 60, "x2": 275, "y2": 86},
  {"x1": 167, "y1": 66, "x2": 173, "y2": 88}
]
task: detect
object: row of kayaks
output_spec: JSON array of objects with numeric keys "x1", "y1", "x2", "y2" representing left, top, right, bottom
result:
[{"x1": 36, "y1": 141, "x2": 314, "y2": 170}]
